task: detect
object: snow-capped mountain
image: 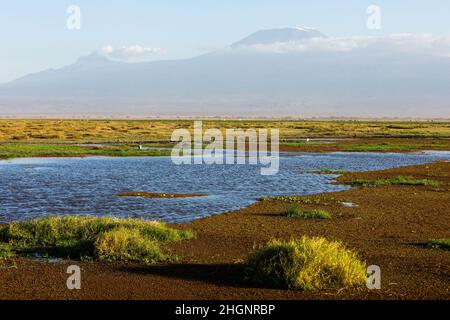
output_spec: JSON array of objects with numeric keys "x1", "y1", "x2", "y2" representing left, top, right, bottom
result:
[
  {"x1": 1, "y1": 27, "x2": 449, "y2": 117},
  {"x1": 231, "y1": 27, "x2": 325, "y2": 48}
]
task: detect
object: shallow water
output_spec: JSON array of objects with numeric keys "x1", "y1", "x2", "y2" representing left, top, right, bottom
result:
[{"x1": 0, "y1": 151, "x2": 449, "y2": 223}]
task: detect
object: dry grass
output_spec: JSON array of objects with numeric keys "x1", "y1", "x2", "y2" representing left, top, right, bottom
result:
[
  {"x1": 1, "y1": 120, "x2": 449, "y2": 159},
  {"x1": 0, "y1": 120, "x2": 449, "y2": 143}
]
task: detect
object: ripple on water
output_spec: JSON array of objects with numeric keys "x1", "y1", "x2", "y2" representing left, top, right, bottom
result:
[{"x1": 0, "y1": 152, "x2": 449, "y2": 223}]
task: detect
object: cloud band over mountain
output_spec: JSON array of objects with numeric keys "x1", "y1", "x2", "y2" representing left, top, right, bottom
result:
[
  {"x1": 100, "y1": 45, "x2": 165, "y2": 61},
  {"x1": 233, "y1": 33, "x2": 450, "y2": 56}
]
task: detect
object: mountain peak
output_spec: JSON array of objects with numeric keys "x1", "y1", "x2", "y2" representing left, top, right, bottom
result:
[
  {"x1": 76, "y1": 51, "x2": 111, "y2": 65},
  {"x1": 231, "y1": 27, "x2": 326, "y2": 48}
]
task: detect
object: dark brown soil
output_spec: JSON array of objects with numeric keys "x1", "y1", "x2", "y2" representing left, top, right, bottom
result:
[
  {"x1": 0, "y1": 162, "x2": 449, "y2": 300},
  {"x1": 279, "y1": 137, "x2": 450, "y2": 153}
]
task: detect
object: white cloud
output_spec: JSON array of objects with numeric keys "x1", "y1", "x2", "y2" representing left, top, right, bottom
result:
[
  {"x1": 100, "y1": 45, "x2": 165, "y2": 61},
  {"x1": 236, "y1": 34, "x2": 450, "y2": 57}
]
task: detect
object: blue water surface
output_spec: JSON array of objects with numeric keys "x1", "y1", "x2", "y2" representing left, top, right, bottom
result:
[{"x1": 0, "y1": 151, "x2": 448, "y2": 223}]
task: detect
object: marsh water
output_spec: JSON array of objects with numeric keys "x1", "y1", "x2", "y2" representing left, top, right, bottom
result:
[{"x1": 0, "y1": 152, "x2": 449, "y2": 223}]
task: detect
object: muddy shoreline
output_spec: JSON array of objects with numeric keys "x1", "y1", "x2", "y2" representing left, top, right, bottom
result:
[{"x1": 0, "y1": 161, "x2": 449, "y2": 300}]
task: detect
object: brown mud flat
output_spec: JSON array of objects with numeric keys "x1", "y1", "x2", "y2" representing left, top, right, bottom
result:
[
  {"x1": 279, "y1": 137, "x2": 450, "y2": 153},
  {"x1": 0, "y1": 162, "x2": 449, "y2": 300},
  {"x1": 115, "y1": 192, "x2": 207, "y2": 198}
]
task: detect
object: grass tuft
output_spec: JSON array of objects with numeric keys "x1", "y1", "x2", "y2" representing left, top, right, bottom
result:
[
  {"x1": 350, "y1": 176, "x2": 440, "y2": 187},
  {"x1": 245, "y1": 236, "x2": 367, "y2": 291},
  {"x1": 0, "y1": 216, "x2": 194, "y2": 264},
  {"x1": 282, "y1": 205, "x2": 331, "y2": 219},
  {"x1": 95, "y1": 227, "x2": 166, "y2": 263},
  {"x1": 426, "y1": 239, "x2": 450, "y2": 251},
  {"x1": 0, "y1": 243, "x2": 14, "y2": 261}
]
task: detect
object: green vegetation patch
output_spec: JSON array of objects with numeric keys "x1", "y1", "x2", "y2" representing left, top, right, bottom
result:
[
  {"x1": 244, "y1": 236, "x2": 367, "y2": 290},
  {"x1": 0, "y1": 143, "x2": 171, "y2": 160},
  {"x1": 282, "y1": 205, "x2": 331, "y2": 219},
  {"x1": 350, "y1": 176, "x2": 440, "y2": 187},
  {"x1": 0, "y1": 216, "x2": 194, "y2": 264},
  {"x1": 342, "y1": 143, "x2": 446, "y2": 152},
  {"x1": 0, "y1": 243, "x2": 14, "y2": 261},
  {"x1": 426, "y1": 239, "x2": 450, "y2": 251}
]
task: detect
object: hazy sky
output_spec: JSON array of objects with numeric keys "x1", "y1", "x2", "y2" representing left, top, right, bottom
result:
[{"x1": 1, "y1": 0, "x2": 449, "y2": 83}]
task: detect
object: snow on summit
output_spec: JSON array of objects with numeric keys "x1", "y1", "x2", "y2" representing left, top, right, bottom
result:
[{"x1": 231, "y1": 27, "x2": 326, "y2": 48}]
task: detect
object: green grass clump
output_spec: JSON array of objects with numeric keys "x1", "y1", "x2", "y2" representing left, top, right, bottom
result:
[
  {"x1": 0, "y1": 143, "x2": 171, "y2": 160},
  {"x1": 426, "y1": 239, "x2": 450, "y2": 251},
  {"x1": 95, "y1": 228, "x2": 165, "y2": 263},
  {"x1": 245, "y1": 236, "x2": 367, "y2": 291},
  {"x1": 282, "y1": 205, "x2": 331, "y2": 219},
  {"x1": 342, "y1": 143, "x2": 446, "y2": 152},
  {"x1": 350, "y1": 176, "x2": 440, "y2": 187},
  {"x1": 0, "y1": 243, "x2": 14, "y2": 261},
  {"x1": 0, "y1": 216, "x2": 194, "y2": 264}
]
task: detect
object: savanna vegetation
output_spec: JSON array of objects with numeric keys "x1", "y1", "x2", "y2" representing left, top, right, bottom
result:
[
  {"x1": 0, "y1": 119, "x2": 449, "y2": 159},
  {"x1": 0, "y1": 119, "x2": 449, "y2": 142}
]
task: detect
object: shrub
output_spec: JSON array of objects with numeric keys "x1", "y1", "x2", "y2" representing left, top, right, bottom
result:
[{"x1": 245, "y1": 236, "x2": 367, "y2": 291}]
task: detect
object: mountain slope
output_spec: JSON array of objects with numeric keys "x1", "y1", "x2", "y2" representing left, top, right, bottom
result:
[{"x1": 1, "y1": 28, "x2": 450, "y2": 117}]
